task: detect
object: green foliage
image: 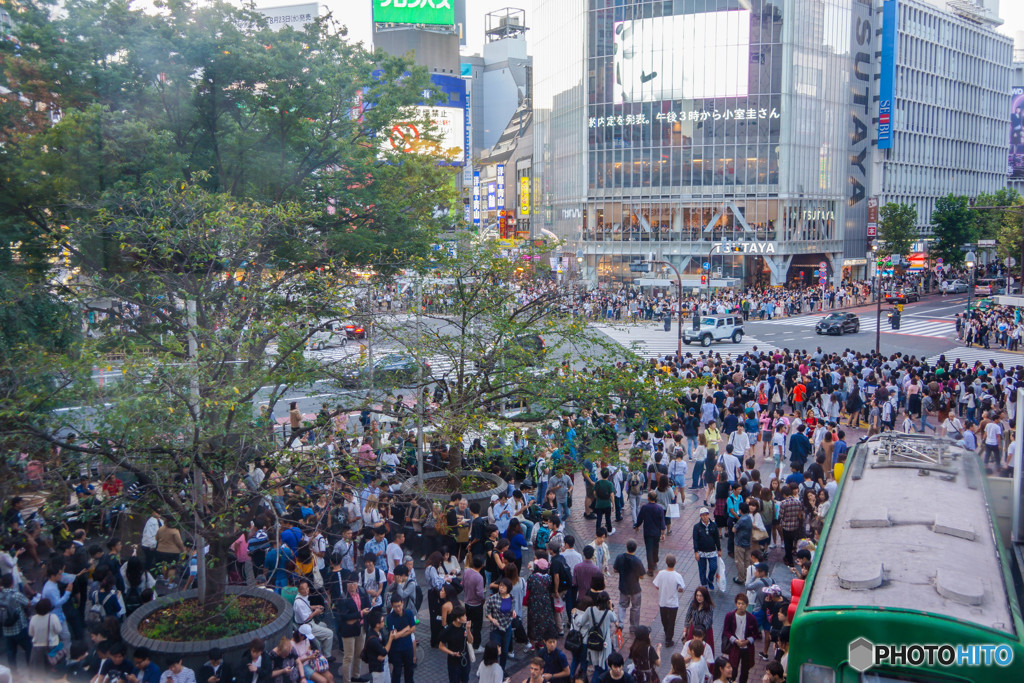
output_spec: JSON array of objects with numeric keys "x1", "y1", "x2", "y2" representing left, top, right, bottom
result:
[
  {"x1": 876, "y1": 202, "x2": 919, "y2": 259},
  {"x1": 930, "y1": 195, "x2": 975, "y2": 267},
  {"x1": 971, "y1": 189, "x2": 1024, "y2": 266},
  {"x1": 137, "y1": 595, "x2": 276, "y2": 642},
  {"x1": 0, "y1": 0, "x2": 458, "y2": 278}
]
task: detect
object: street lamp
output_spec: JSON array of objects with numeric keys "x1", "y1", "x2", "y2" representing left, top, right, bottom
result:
[
  {"x1": 965, "y1": 250, "x2": 977, "y2": 320},
  {"x1": 629, "y1": 257, "x2": 683, "y2": 358}
]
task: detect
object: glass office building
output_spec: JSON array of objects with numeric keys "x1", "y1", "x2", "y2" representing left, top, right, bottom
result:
[{"x1": 533, "y1": 0, "x2": 876, "y2": 287}]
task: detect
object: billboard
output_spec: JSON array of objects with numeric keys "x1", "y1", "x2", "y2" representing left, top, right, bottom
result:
[
  {"x1": 372, "y1": 0, "x2": 455, "y2": 27},
  {"x1": 1011, "y1": 86, "x2": 1024, "y2": 178},
  {"x1": 877, "y1": 0, "x2": 897, "y2": 149},
  {"x1": 612, "y1": 11, "x2": 750, "y2": 104},
  {"x1": 257, "y1": 3, "x2": 319, "y2": 31},
  {"x1": 385, "y1": 74, "x2": 466, "y2": 165}
]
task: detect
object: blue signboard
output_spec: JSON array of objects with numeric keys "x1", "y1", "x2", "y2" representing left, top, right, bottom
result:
[
  {"x1": 878, "y1": 0, "x2": 897, "y2": 149},
  {"x1": 472, "y1": 171, "x2": 481, "y2": 225}
]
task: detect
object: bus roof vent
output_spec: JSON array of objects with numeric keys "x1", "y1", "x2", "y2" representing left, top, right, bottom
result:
[
  {"x1": 933, "y1": 513, "x2": 977, "y2": 541},
  {"x1": 838, "y1": 561, "x2": 885, "y2": 590},
  {"x1": 936, "y1": 569, "x2": 984, "y2": 606},
  {"x1": 849, "y1": 507, "x2": 890, "y2": 528}
]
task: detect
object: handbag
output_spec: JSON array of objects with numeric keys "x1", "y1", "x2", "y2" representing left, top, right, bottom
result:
[
  {"x1": 46, "y1": 618, "x2": 67, "y2": 666},
  {"x1": 512, "y1": 616, "x2": 528, "y2": 644},
  {"x1": 666, "y1": 503, "x2": 680, "y2": 519},
  {"x1": 752, "y1": 527, "x2": 769, "y2": 542},
  {"x1": 312, "y1": 653, "x2": 331, "y2": 673}
]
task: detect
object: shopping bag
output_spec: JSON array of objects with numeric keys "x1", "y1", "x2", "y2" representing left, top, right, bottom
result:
[
  {"x1": 666, "y1": 503, "x2": 680, "y2": 519},
  {"x1": 714, "y1": 563, "x2": 727, "y2": 592}
]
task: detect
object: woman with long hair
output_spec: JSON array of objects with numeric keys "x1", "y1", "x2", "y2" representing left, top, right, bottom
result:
[
  {"x1": 121, "y1": 555, "x2": 156, "y2": 616},
  {"x1": 662, "y1": 653, "x2": 688, "y2": 683},
  {"x1": 28, "y1": 598, "x2": 61, "y2": 672},
  {"x1": 683, "y1": 587, "x2": 715, "y2": 650},
  {"x1": 425, "y1": 551, "x2": 446, "y2": 648},
  {"x1": 713, "y1": 472, "x2": 730, "y2": 539},
  {"x1": 506, "y1": 519, "x2": 528, "y2": 571},
  {"x1": 628, "y1": 625, "x2": 661, "y2": 683}
]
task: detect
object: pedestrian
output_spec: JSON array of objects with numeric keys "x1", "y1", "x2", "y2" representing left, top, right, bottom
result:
[
  {"x1": 612, "y1": 540, "x2": 644, "y2": 634},
  {"x1": 385, "y1": 594, "x2": 416, "y2": 683},
  {"x1": 722, "y1": 593, "x2": 759, "y2": 683},
  {"x1": 691, "y1": 508, "x2": 721, "y2": 592},
  {"x1": 732, "y1": 503, "x2": 754, "y2": 584},
  {"x1": 337, "y1": 580, "x2": 370, "y2": 683},
  {"x1": 777, "y1": 486, "x2": 804, "y2": 567},
  {"x1": 652, "y1": 555, "x2": 686, "y2": 646},
  {"x1": 683, "y1": 587, "x2": 715, "y2": 650},
  {"x1": 0, "y1": 574, "x2": 31, "y2": 670},
  {"x1": 597, "y1": 652, "x2": 633, "y2": 683},
  {"x1": 633, "y1": 492, "x2": 666, "y2": 575},
  {"x1": 572, "y1": 590, "x2": 617, "y2": 676},
  {"x1": 439, "y1": 605, "x2": 472, "y2": 683},
  {"x1": 526, "y1": 557, "x2": 558, "y2": 648},
  {"x1": 626, "y1": 626, "x2": 660, "y2": 683},
  {"x1": 593, "y1": 468, "x2": 616, "y2": 536}
]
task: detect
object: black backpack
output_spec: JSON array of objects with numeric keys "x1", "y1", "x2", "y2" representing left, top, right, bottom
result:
[
  {"x1": 564, "y1": 624, "x2": 584, "y2": 653},
  {"x1": 586, "y1": 608, "x2": 609, "y2": 651},
  {"x1": 124, "y1": 583, "x2": 143, "y2": 616},
  {"x1": 0, "y1": 595, "x2": 20, "y2": 628}
]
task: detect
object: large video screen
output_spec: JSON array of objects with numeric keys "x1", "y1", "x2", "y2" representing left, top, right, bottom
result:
[
  {"x1": 1010, "y1": 86, "x2": 1024, "y2": 179},
  {"x1": 613, "y1": 10, "x2": 750, "y2": 104}
]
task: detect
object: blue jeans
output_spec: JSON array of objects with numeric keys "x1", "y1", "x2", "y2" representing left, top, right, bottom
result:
[
  {"x1": 686, "y1": 436, "x2": 698, "y2": 457},
  {"x1": 614, "y1": 495, "x2": 624, "y2": 521},
  {"x1": 490, "y1": 626, "x2": 513, "y2": 670},
  {"x1": 691, "y1": 461, "x2": 705, "y2": 489},
  {"x1": 698, "y1": 555, "x2": 718, "y2": 590},
  {"x1": 919, "y1": 415, "x2": 936, "y2": 432},
  {"x1": 558, "y1": 501, "x2": 571, "y2": 519}
]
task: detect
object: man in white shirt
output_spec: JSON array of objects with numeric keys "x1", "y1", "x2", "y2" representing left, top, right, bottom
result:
[
  {"x1": 141, "y1": 508, "x2": 162, "y2": 572},
  {"x1": 293, "y1": 579, "x2": 335, "y2": 655},
  {"x1": 561, "y1": 536, "x2": 583, "y2": 573},
  {"x1": 984, "y1": 417, "x2": 1003, "y2": 467},
  {"x1": 682, "y1": 628, "x2": 715, "y2": 673},
  {"x1": 719, "y1": 445, "x2": 741, "y2": 484},
  {"x1": 729, "y1": 425, "x2": 751, "y2": 461},
  {"x1": 652, "y1": 555, "x2": 687, "y2": 646},
  {"x1": 385, "y1": 531, "x2": 405, "y2": 575}
]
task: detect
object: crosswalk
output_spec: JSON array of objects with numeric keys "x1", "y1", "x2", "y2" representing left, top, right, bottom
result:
[
  {"x1": 757, "y1": 313, "x2": 955, "y2": 339},
  {"x1": 927, "y1": 346, "x2": 1024, "y2": 368},
  {"x1": 595, "y1": 324, "x2": 771, "y2": 359}
]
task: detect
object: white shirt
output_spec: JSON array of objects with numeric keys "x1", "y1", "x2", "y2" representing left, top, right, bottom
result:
[
  {"x1": 141, "y1": 516, "x2": 162, "y2": 549},
  {"x1": 385, "y1": 542, "x2": 404, "y2": 573},
  {"x1": 682, "y1": 638, "x2": 715, "y2": 667},
  {"x1": 293, "y1": 593, "x2": 316, "y2": 625},
  {"x1": 652, "y1": 569, "x2": 687, "y2": 608},
  {"x1": 729, "y1": 432, "x2": 750, "y2": 458},
  {"x1": 685, "y1": 659, "x2": 712, "y2": 683},
  {"x1": 984, "y1": 422, "x2": 1002, "y2": 446},
  {"x1": 719, "y1": 453, "x2": 741, "y2": 481}
]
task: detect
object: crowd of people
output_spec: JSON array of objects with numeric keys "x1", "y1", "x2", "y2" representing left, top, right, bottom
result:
[{"x1": 3, "y1": 327, "x2": 1023, "y2": 683}]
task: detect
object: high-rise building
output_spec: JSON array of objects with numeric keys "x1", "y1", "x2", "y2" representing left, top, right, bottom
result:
[
  {"x1": 871, "y1": 0, "x2": 1011, "y2": 236},
  {"x1": 532, "y1": 0, "x2": 1014, "y2": 287}
]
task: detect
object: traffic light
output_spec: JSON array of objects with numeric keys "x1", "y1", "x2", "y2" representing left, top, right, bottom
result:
[{"x1": 700, "y1": 275, "x2": 708, "y2": 285}]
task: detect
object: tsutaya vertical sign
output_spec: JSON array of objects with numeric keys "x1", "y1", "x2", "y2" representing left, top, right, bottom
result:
[
  {"x1": 463, "y1": 82, "x2": 473, "y2": 184},
  {"x1": 878, "y1": 0, "x2": 897, "y2": 149},
  {"x1": 847, "y1": 0, "x2": 874, "y2": 254},
  {"x1": 496, "y1": 164, "x2": 506, "y2": 209},
  {"x1": 519, "y1": 176, "x2": 530, "y2": 216},
  {"x1": 472, "y1": 171, "x2": 481, "y2": 225}
]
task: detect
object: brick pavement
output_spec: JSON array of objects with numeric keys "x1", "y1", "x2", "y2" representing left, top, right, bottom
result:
[{"x1": 403, "y1": 417, "x2": 870, "y2": 683}]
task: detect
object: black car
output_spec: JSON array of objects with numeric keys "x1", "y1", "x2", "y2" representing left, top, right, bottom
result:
[
  {"x1": 815, "y1": 312, "x2": 860, "y2": 336},
  {"x1": 883, "y1": 287, "x2": 920, "y2": 304}
]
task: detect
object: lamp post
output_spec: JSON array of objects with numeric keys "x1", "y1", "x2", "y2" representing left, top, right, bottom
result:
[
  {"x1": 653, "y1": 259, "x2": 683, "y2": 359},
  {"x1": 870, "y1": 247, "x2": 882, "y2": 354},
  {"x1": 965, "y1": 250, "x2": 977, "y2": 322}
]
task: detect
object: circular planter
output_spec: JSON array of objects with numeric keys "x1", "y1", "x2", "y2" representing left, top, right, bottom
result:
[
  {"x1": 122, "y1": 586, "x2": 293, "y2": 671},
  {"x1": 402, "y1": 470, "x2": 508, "y2": 504}
]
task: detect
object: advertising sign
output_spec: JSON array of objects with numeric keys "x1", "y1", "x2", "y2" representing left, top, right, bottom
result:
[
  {"x1": 1010, "y1": 86, "x2": 1024, "y2": 178},
  {"x1": 487, "y1": 183, "x2": 496, "y2": 210},
  {"x1": 387, "y1": 74, "x2": 466, "y2": 166},
  {"x1": 463, "y1": 82, "x2": 472, "y2": 182},
  {"x1": 496, "y1": 165, "x2": 506, "y2": 208},
  {"x1": 867, "y1": 197, "x2": 879, "y2": 237},
  {"x1": 257, "y1": 3, "x2": 319, "y2": 31},
  {"x1": 878, "y1": 0, "x2": 897, "y2": 149},
  {"x1": 612, "y1": 11, "x2": 750, "y2": 103},
  {"x1": 519, "y1": 177, "x2": 530, "y2": 216},
  {"x1": 372, "y1": 0, "x2": 455, "y2": 26},
  {"x1": 472, "y1": 171, "x2": 481, "y2": 225}
]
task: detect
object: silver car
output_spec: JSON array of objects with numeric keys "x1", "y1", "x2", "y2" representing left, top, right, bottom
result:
[{"x1": 940, "y1": 279, "x2": 968, "y2": 294}]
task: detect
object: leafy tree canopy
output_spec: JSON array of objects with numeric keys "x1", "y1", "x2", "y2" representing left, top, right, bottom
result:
[
  {"x1": 930, "y1": 194, "x2": 975, "y2": 267},
  {"x1": 876, "y1": 202, "x2": 918, "y2": 260}
]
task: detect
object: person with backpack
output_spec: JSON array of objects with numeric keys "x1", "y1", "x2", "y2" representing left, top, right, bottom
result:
[
  {"x1": 119, "y1": 556, "x2": 155, "y2": 618},
  {"x1": 626, "y1": 464, "x2": 646, "y2": 527},
  {"x1": 571, "y1": 590, "x2": 616, "y2": 675},
  {"x1": 361, "y1": 612, "x2": 393, "y2": 683},
  {"x1": 0, "y1": 573, "x2": 31, "y2": 671}
]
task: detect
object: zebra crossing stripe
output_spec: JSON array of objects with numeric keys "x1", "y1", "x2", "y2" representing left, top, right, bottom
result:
[{"x1": 927, "y1": 347, "x2": 1024, "y2": 367}]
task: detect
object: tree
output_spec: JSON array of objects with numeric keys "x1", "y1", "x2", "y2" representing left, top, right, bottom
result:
[
  {"x1": 0, "y1": 0, "x2": 459, "y2": 276},
  {"x1": 2, "y1": 181, "x2": 364, "y2": 606},
  {"x1": 930, "y1": 194, "x2": 975, "y2": 267},
  {"x1": 343, "y1": 240, "x2": 698, "y2": 488},
  {"x1": 971, "y1": 189, "x2": 1024, "y2": 272},
  {"x1": 876, "y1": 202, "x2": 919, "y2": 261}
]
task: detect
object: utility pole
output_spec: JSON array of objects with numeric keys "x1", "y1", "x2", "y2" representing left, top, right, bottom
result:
[{"x1": 415, "y1": 275, "x2": 425, "y2": 484}]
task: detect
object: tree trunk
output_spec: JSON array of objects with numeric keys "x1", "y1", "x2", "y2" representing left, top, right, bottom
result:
[{"x1": 203, "y1": 536, "x2": 229, "y2": 608}]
